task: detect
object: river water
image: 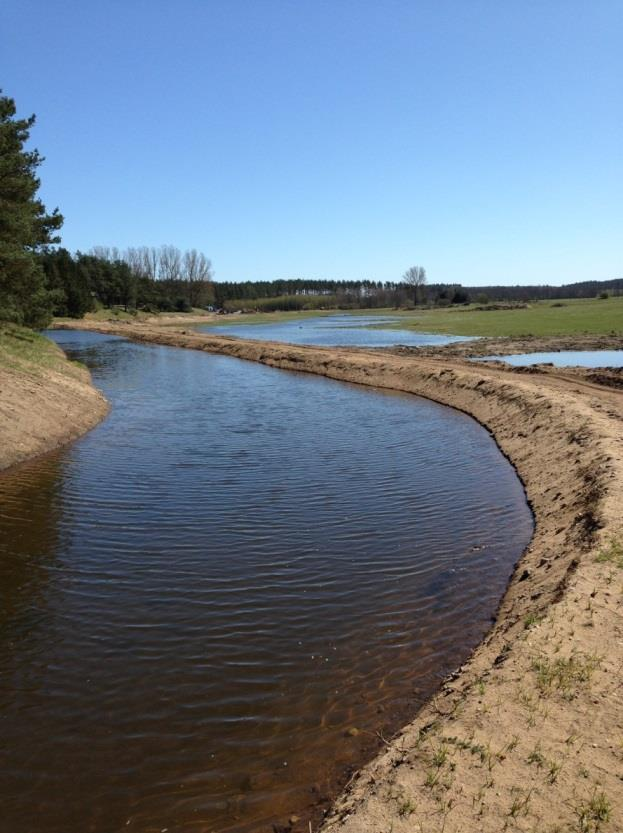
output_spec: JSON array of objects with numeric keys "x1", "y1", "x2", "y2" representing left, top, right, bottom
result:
[
  {"x1": 0, "y1": 331, "x2": 533, "y2": 833},
  {"x1": 196, "y1": 313, "x2": 472, "y2": 348}
]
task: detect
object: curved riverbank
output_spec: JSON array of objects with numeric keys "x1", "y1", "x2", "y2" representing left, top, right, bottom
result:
[
  {"x1": 0, "y1": 326, "x2": 109, "y2": 472},
  {"x1": 53, "y1": 320, "x2": 623, "y2": 833}
]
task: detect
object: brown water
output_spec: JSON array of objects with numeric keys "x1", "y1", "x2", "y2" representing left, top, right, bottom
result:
[{"x1": 0, "y1": 331, "x2": 533, "y2": 833}]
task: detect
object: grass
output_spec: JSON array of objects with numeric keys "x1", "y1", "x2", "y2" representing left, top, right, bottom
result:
[
  {"x1": 524, "y1": 612, "x2": 543, "y2": 630},
  {"x1": 371, "y1": 296, "x2": 623, "y2": 338},
  {"x1": 0, "y1": 323, "x2": 85, "y2": 379},
  {"x1": 203, "y1": 296, "x2": 623, "y2": 337},
  {"x1": 532, "y1": 652, "x2": 601, "y2": 699},
  {"x1": 595, "y1": 539, "x2": 623, "y2": 569},
  {"x1": 576, "y1": 790, "x2": 612, "y2": 832}
]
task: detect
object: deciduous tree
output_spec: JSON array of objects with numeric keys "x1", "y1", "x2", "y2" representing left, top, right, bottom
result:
[{"x1": 402, "y1": 265, "x2": 427, "y2": 306}]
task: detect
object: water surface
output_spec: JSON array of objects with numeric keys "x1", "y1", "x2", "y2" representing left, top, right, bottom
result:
[
  {"x1": 0, "y1": 330, "x2": 532, "y2": 833},
  {"x1": 198, "y1": 313, "x2": 470, "y2": 348},
  {"x1": 477, "y1": 350, "x2": 623, "y2": 368}
]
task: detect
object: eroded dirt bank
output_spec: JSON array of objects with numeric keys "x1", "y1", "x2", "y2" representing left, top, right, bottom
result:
[
  {"x1": 54, "y1": 320, "x2": 623, "y2": 833},
  {"x1": 0, "y1": 331, "x2": 109, "y2": 472}
]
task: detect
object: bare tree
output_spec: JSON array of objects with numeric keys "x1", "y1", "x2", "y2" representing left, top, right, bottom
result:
[
  {"x1": 141, "y1": 246, "x2": 159, "y2": 281},
  {"x1": 90, "y1": 245, "x2": 121, "y2": 263},
  {"x1": 182, "y1": 248, "x2": 214, "y2": 307},
  {"x1": 123, "y1": 247, "x2": 145, "y2": 277},
  {"x1": 402, "y1": 265, "x2": 427, "y2": 306},
  {"x1": 158, "y1": 245, "x2": 182, "y2": 283}
]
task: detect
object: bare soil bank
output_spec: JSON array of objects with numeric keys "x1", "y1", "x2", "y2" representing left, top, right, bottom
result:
[
  {"x1": 54, "y1": 321, "x2": 623, "y2": 833},
  {"x1": 0, "y1": 332, "x2": 109, "y2": 472}
]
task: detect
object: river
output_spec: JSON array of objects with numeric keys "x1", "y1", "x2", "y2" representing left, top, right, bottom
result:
[{"x1": 0, "y1": 330, "x2": 533, "y2": 833}]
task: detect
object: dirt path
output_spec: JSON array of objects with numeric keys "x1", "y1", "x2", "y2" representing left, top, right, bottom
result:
[{"x1": 53, "y1": 320, "x2": 623, "y2": 833}]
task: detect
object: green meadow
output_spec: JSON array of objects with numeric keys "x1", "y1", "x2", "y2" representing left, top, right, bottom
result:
[{"x1": 206, "y1": 296, "x2": 623, "y2": 338}]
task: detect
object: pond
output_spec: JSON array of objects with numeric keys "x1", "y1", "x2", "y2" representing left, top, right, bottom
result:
[
  {"x1": 197, "y1": 313, "x2": 472, "y2": 348},
  {"x1": 0, "y1": 330, "x2": 533, "y2": 833},
  {"x1": 476, "y1": 350, "x2": 623, "y2": 368}
]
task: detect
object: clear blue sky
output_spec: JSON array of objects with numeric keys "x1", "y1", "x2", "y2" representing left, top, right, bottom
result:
[{"x1": 2, "y1": 1, "x2": 621, "y2": 285}]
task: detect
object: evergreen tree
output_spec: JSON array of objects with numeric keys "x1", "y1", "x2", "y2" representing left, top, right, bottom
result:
[{"x1": 0, "y1": 91, "x2": 63, "y2": 327}]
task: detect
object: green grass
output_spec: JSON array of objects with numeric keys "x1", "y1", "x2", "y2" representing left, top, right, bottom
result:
[
  {"x1": 595, "y1": 539, "x2": 623, "y2": 569},
  {"x1": 370, "y1": 296, "x2": 623, "y2": 338},
  {"x1": 202, "y1": 296, "x2": 623, "y2": 337},
  {"x1": 532, "y1": 652, "x2": 601, "y2": 699},
  {"x1": 0, "y1": 323, "x2": 85, "y2": 379}
]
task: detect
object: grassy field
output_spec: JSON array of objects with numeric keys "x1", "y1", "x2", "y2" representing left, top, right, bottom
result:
[
  {"x1": 378, "y1": 297, "x2": 623, "y2": 337},
  {"x1": 0, "y1": 324, "x2": 85, "y2": 378},
  {"x1": 206, "y1": 297, "x2": 623, "y2": 337}
]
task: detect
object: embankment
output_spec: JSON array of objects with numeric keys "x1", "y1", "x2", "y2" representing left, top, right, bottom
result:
[
  {"x1": 0, "y1": 326, "x2": 109, "y2": 472},
  {"x1": 54, "y1": 320, "x2": 623, "y2": 832}
]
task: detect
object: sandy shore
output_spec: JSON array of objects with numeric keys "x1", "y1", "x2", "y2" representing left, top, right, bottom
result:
[
  {"x1": 0, "y1": 332, "x2": 109, "y2": 472},
  {"x1": 53, "y1": 320, "x2": 623, "y2": 832}
]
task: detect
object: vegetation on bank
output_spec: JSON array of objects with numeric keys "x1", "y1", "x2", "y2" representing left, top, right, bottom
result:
[{"x1": 0, "y1": 323, "x2": 84, "y2": 379}]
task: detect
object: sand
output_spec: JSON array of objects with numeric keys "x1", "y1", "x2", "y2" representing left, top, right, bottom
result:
[
  {"x1": 0, "y1": 336, "x2": 109, "y2": 472},
  {"x1": 45, "y1": 320, "x2": 623, "y2": 831}
]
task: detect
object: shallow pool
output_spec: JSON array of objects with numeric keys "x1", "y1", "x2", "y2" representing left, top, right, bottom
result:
[
  {"x1": 476, "y1": 350, "x2": 623, "y2": 368},
  {"x1": 198, "y1": 313, "x2": 473, "y2": 348}
]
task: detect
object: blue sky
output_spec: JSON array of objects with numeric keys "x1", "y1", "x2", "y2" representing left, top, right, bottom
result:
[{"x1": 2, "y1": 1, "x2": 621, "y2": 285}]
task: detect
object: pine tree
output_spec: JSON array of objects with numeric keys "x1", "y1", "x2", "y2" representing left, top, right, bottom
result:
[{"x1": 0, "y1": 91, "x2": 63, "y2": 327}]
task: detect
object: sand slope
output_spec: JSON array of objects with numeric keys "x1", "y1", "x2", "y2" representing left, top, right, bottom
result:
[{"x1": 0, "y1": 333, "x2": 109, "y2": 472}]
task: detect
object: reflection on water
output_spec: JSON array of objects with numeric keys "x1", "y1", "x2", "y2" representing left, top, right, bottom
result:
[
  {"x1": 197, "y1": 313, "x2": 472, "y2": 348},
  {"x1": 0, "y1": 453, "x2": 65, "y2": 645},
  {"x1": 0, "y1": 331, "x2": 533, "y2": 833},
  {"x1": 476, "y1": 349, "x2": 623, "y2": 368}
]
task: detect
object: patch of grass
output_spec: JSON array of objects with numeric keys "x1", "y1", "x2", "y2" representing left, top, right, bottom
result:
[
  {"x1": 368, "y1": 296, "x2": 623, "y2": 337},
  {"x1": 575, "y1": 790, "x2": 612, "y2": 832},
  {"x1": 424, "y1": 768, "x2": 440, "y2": 788},
  {"x1": 0, "y1": 323, "x2": 85, "y2": 380},
  {"x1": 432, "y1": 745, "x2": 448, "y2": 767},
  {"x1": 524, "y1": 612, "x2": 543, "y2": 630},
  {"x1": 397, "y1": 798, "x2": 417, "y2": 818},
  {"x1": 508, "y1": 787, "x2": 534, "y2": 818},
  {"x1": 532, "y1": 652, "x2": 601, "y2": 699},
  {"x1": 595, "y1": 539, "x2": 623, "y2": 569},
  {"x1": 527, "y1": 744, "x2": 545, "y2": 767},
  {"x1": 547, "y1": 759, "x2": 563, "y2": 784}
]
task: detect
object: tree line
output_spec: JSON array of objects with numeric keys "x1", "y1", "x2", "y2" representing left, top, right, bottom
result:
[
  {"x1": 215, "y1": 276, "x2": 622, "y2": 313},
  {"x1": 41, "y1": 245, "x2": 214, "y2": 318}
]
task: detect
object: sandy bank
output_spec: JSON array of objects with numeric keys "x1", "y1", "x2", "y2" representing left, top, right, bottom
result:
[
  {"x1": 0, "y1": 328, "x2": 109, "y2": 472},
  {"x1": 54, "y1": 320, "x2": 623, "y2": 832}
]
